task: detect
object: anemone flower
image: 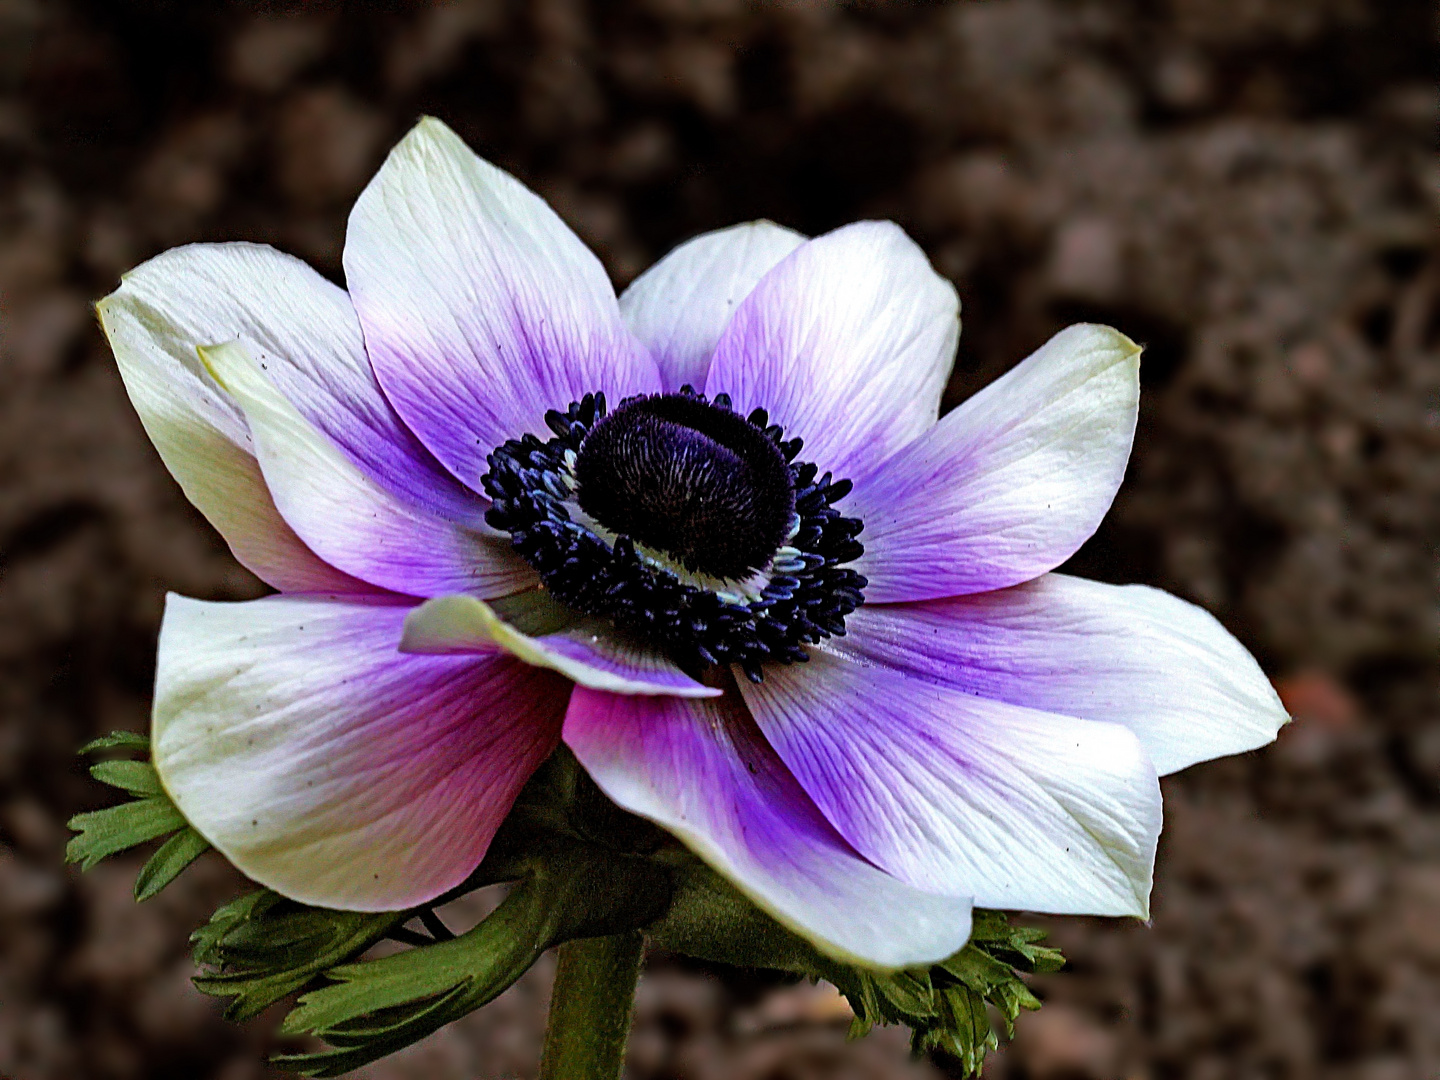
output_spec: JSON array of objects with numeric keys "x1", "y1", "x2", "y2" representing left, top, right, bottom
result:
[{"x1": 97, "y1": 117, "x2": 1287, "y2": 972}]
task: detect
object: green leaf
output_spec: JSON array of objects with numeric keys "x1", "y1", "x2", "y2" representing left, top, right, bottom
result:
[
  {"x1": 963, "y1": 911, "x2": 1066, "y2": 976},
  {"x1": 273, "y1": 880, "x2": 556, "y2": 1077},
  {"x1": 80, "y1": 730, "x2": 150, "y2": 755},
  {"x1": 900, "y1": 913, "x2": 1063, "y2": 1076},
  {"x1": 917, "y1": 982, "x2": 996, "y2": 1075},
  {"x1": 939, "y1": 942, "x2": 1022, "y2": 995},
  {"x1": 69, "y1": 735, "x2": 211, "y2": 902},
  {"x1": 66, "y1": 797, "x2": 187, "y2": 870},
  {"x1": 192, "y1": 890, "x2": 405, "y2": 1021},
  {"x1": 646, "y1": 864, "x2": 1062, "y2": 1079},
  {"x1": 135, "y1": 827, "x2": 210, "y2": 901},
  {"x1": 274, "y1": 844, "x2": 675, "y2": 1076},
  {"x1": 90, "y1": 758, "x2": 164, "y2": 797},
  {"x1": 874, "y1": 968, "x2": 934, "y2": 1016},
  {"x1": 192, "y1": 891, "x2": 272, "y2": 967}
]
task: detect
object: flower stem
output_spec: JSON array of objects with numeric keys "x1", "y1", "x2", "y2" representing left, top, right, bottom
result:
[{"x1": 538, "y1": 932, "x2": 644, "y2": 1080}]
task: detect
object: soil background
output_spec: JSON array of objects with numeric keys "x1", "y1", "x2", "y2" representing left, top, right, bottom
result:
[{"x1": 0, "y1": 2, "x2": 1436, "y2": 1079}]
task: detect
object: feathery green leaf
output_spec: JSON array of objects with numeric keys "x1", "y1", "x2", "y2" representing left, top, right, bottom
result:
[
  {"x1": 135, "y1": 826, "x2": 211, "y2": 901},
  {"x1": 66, "y1": 797, "x2": 187, "y2": 870}
]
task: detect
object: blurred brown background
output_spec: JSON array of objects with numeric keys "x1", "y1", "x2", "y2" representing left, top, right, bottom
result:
[{"x1": 0, "y1": 1, "x2": 1436, "y2": 1078}]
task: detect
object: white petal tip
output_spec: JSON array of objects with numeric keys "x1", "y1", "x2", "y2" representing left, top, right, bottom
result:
[
  {"x1": 1068, "y1": 322, "x2": 1143, "y2": 362},
  {"x1": 403, "y1": 115, "x2": 465, "y2": 155},
  {"x1": 194, "y1": 339, "x2": 250, "y2": 391}
]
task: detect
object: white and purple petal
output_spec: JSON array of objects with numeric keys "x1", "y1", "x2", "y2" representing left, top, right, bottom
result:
[
  {"x1": 345, "y1": 117, "x2": 662, "y2": 490},
  {"x1": 842, "y1": 574, "x2": 1289, "y2": 776},
  {"x1": 704, "y1": 221, "x2": 960, "y2": 484},
  {"x1": 201, "y1": 341, "x2": 534, "y2": 599},
  {"x1": 400, "y1": 594, "x2": 720, "y2": 698},
  {"x1": 739, "y1": 649, "x2": 1162, "y2": 917},
  {"x1": 620, "y1": 220, "x2": 805, "y2": 393},
  {"x1": 146, "y1": 243, "x2": 487, "y2": 518},
  {"x1": 152, "y1": 594, "x2": 569, "y2": 911},
  {"x1": 850, "y1": 323, "x2": 1140, "y2": 603},
  {"x1": 97, "y1": 247, "x2": 372, "y2": 594},
  {"x1": 564, "y1": 686, "x2": 973, "y2": 969}
]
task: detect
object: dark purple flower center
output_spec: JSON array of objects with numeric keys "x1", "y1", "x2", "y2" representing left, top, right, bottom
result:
[
  {"x1": 481, "y1": 389, "x2": 867, "y2": 681},
  {"x1": 574, "y1": 393, "x2": 795, "y2": 583}
]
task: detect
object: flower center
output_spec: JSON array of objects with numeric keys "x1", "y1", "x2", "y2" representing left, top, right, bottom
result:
[
  {"x1": 481, "y1": 389, "x2": 867, "y2": 681},
  {"x1": 574, "y1": 393, "x2": 795, "y2": 583}
]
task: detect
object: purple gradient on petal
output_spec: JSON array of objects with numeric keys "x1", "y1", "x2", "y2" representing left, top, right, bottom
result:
[
  {"x1": 139, "y1": 242, "x2": 487, "y2": 527},
  {"x1": 362, "y1": 304, "x2": 661, "y2": 487},
  {"x1": 738, "y1": 648, "x2": 1161, "y2": 916},
  {"x1": 344, "y1": 120, "x2": 663, "y2": 491},
  {"x1": 848, "y1": 324, "x2": 1138, "y2": 603},
  {"x1": 537, "y1": 633, "x2": 718, "y2": 695},
  {"x1": 618, "y1": 221, "x2": 806, "y2": 394},
  {"x1": 398, "y1": 595, "x2": 720, "y2": 697},
  {"x1": 703, "y1": 221, "x2": 957, "y2": 485},
  {"x1": 563, "y1": 686, "x2": 974, "y2": 968},
  {"x1": 155, "y1": 594, "x2": 571, "y2": 911},
  {"x1": 97, "y1": 243, "x2": 456, "y2": 595},
  {"x1": 256, "y1": 337, "x2": 490, "y2": 528},
  {"x1": 841, "y1": 575, "x2": 1288, "y2": 776},
  {"x1": 217, "y1": 345, "x2": 537, "y2": 601},
  {"x1": 259, "y1": 493, "x2": 531, "y2": 599}
]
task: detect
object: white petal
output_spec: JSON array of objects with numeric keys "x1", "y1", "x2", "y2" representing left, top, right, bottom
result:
[
  {"x1": 201, "y1": 341, "x2": 534, "y2": 599},
  {"x1": 97, "y1": 246, "x2": 372, "y2": 593},
  {"x1": 400, "y1": 594, "x2": 721, "y2": 698},
  {"x1": 344, "y1": 117, "x2": 661, "y2": 489},
  {"x1": 740, "y1": 649, "x2": 1162, "y2": 917},
  {"x1": 153, "y1": 594, "x2": 567, "y2": 910},
  {"x1": 620, "y1": 221, "x2": 805, "y2": 393},
  {"x1": 565, "y1": 687, "x2": 973, "y2": 969},
  {"x1": 844, "y1": 574, "x2": 1289, "y2": 775},
  {"x1": 704, "y1": 221, "x2": 960, "y2": 484},
  {"x1": 852, "y1": 324, "x2": 1141, "y2": 603}
]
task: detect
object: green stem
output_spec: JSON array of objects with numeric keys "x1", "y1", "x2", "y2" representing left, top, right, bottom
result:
[{"x1": 538, "y1": 932, "x2": 645, "y2": 1080}]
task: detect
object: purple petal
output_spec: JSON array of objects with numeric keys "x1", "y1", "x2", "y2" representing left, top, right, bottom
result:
[
  {"x1": 202, "y1": 342, "x2": 535, "y2": 599},
  {"x1": 344, "y1": 117, "x2": 662, "y2": 490},
  {"x1": 703, "y1": 221, "x2": 959, "y2": 483},
  {"x1": 738, "y1": 649, "x2": 1162, "y2": 917},
  {"x1": 400, "y1": 594, "x2": 721, "y2": 698},
  {"x1": 843, "y1": 574, "x2": 1289, "y2": 776},
  {"x1": 850, "y1": 324, "x2": 1141, "y2": 603},
  {"x1": 152, "y1": 593, "x2": 568, "y2": 911},
  {"x1": 564, "y1": 687, "x2": 974, "y2": 968},
  {"x1": 620, "y1": 221, "x2": 805, "y2": 393}
]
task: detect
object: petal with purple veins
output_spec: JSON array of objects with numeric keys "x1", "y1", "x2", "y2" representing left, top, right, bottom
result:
[
  {"x1": 851, "y1": 324, "x2": 1141, "y2": 603},
  {"x1": 202, "y1": 341, "x2": 535, "y2": 600},
  {"x1": 111, "y1": 242, "x2": 492, "y2": 521},
  {"x1": 564, "y1": 685, "x2": 974, "y2": 969},
  {"x1": 345, "y1": 117, "x2": 662, "y2": 490},
  {"x1": 739, "y1": 648, "x2": 1162, "y2": 918},
  {"x1": 152, "y1": 594, "x2": 568, "y2": 911},
  {"x1": 620, "y1": 221, "x2": 805, "y2": 393},
  {"x1": 842, "y1": 574, "x2": 1289, "y2": 776},
  {"x1": 704, "y1": 221, "x2": 960, "y2": 484}
]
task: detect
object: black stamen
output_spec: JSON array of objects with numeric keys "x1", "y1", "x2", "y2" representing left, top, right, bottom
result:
[{"x1": 482, "y1": 391, "x2": 867, "y2": 677}]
